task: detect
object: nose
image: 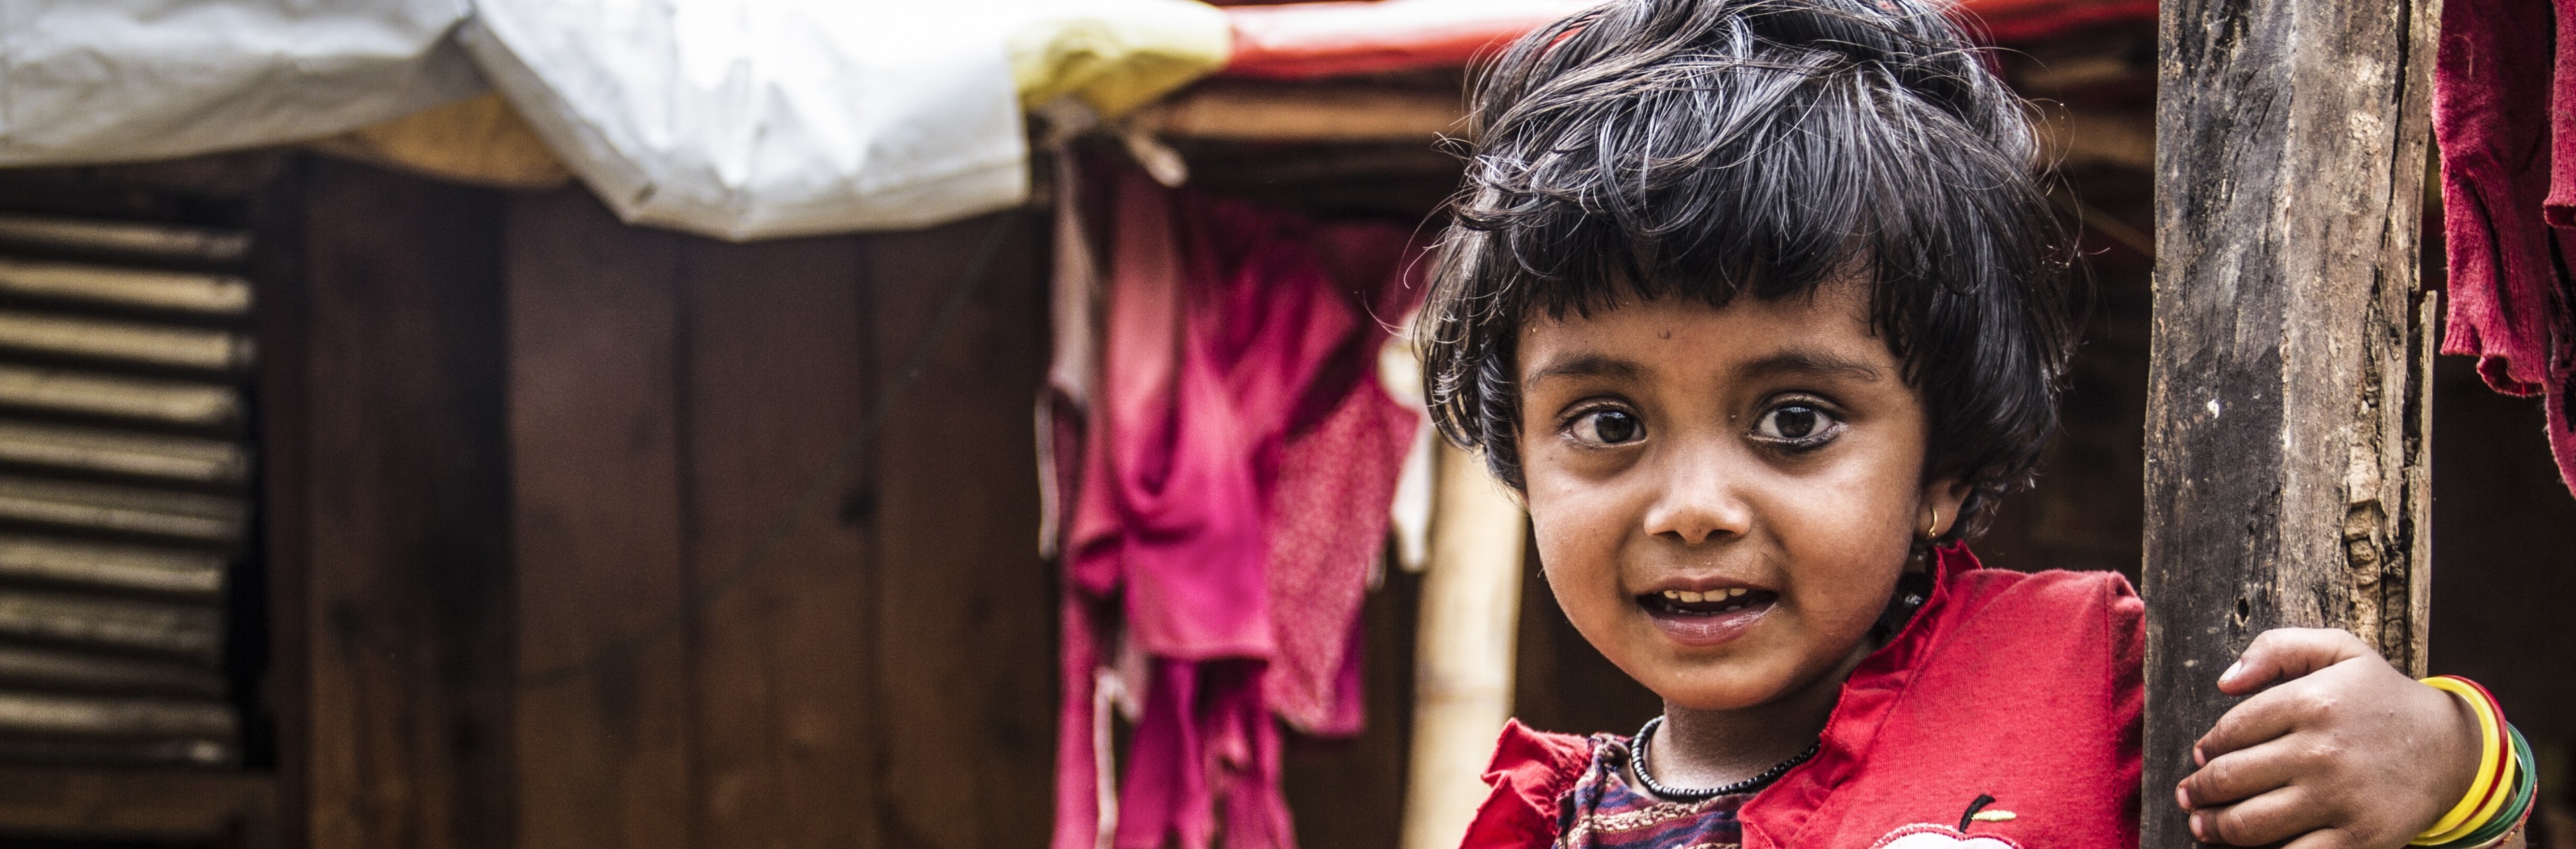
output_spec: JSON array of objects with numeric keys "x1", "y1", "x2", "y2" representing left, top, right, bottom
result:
[{"x1": 1640, "y1": 446, "x2": 1753, "y2": 546}]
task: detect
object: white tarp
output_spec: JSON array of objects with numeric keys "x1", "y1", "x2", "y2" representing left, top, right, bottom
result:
[
  {"x1": 0, "y1": 0, "x2": 1226, "y2": 239},
  {"x1": 461, "y1": 0, "x2": 1033, "y2": 240},
  {"x1": 0, "y1": 0, "x2": 485, "y2": 166}
]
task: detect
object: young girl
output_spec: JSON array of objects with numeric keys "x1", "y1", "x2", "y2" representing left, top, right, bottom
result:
[{"x1": 1415, "y1": 1, "x2": 2530, "y2": 846}]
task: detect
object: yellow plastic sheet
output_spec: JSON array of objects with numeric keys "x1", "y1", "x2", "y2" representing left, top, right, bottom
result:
[
  {"x1": 1011, "y1": 0, "x2": 1232, "y2": 119},
  {"x1": 308, "y1": 94, "x2": 572, "y2": 190}
]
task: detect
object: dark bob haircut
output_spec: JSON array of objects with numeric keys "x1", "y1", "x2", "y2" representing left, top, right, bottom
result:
[{"x1": 1418, "y1": 0, "x2": 2080, "y2": 540}]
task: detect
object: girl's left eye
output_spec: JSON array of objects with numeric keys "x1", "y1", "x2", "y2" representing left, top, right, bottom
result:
[
  {"x1": 1753, "y1": 403, "x2": 1841, "y2": 445},
  {"x1": 1569, "y1": 408, "x2": 1644, "y2": 446}
]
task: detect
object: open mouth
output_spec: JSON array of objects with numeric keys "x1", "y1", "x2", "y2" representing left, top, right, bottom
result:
[{"x1": 1637, "y1": 587, "x2": 1777, "y2": 646}]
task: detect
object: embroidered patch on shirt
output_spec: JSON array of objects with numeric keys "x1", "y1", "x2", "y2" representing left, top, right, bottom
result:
[{"x1": 1867, "y1": 823, "x2": 2025, "y2": 849}]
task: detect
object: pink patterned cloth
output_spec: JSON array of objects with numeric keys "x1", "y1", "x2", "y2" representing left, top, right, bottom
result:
[
  {"x1": 2434, "y1": 0, "x2": 2576, "y2": 497},
  {"x1": 1049, "y1": 163, "x2": 1427, "y2": 849}
]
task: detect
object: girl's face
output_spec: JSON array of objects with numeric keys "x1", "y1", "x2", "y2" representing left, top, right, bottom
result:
[{"x1": 1515, "y1": 285, "x2": 1964, "y2": 711}]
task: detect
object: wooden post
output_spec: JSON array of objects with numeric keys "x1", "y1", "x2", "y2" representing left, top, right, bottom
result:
[{"x1": 2141, "y1": 0, "x2": 2439, "y2": 845}]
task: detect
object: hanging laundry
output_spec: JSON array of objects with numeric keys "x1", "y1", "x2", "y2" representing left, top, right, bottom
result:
[
  {"x1": 1049, "y1": 161, "x2": 1428, "y2": 849},
  {"x1": 2433, "y1": 0, "x2": 2576, "y2": 497},
  {"x1": 1263, "y1": 223, "x2": 1424, "y2": 738}
]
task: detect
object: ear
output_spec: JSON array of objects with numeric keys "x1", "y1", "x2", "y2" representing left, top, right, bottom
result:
[{"x1": 1918, "y1": 477, "x2": 1972, "y2": 540}]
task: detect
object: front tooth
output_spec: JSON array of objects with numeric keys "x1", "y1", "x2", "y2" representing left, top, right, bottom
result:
[
  {"x1": 1662, "y1": 590, "x2": 1682, "y2": 600},
  {"x1": 1729, "y1": 587, "x2": 1749, "y2": 598},
  {"x1": 1678, "y1": 591, "x2": 1705, "y2": 603}
]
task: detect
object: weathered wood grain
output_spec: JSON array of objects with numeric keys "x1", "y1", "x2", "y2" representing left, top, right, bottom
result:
[
  {"x1": 2141, "y1": 0, "x2": 2438, "y2": 844},
  {"x1": 287, "y1": 159, "x2": 515, "y2": 849},
  {"x1": 863, "y1": 213, "x2": 1056, "y2": 849},
  {"x1": 676, "y1": 234, "x2": 882, "y2": 849},
  {"x1": 504, "y1": 189, "x2": 692, "y2": 849}
]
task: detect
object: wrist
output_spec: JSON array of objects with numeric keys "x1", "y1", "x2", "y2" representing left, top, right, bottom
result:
[
  {"x1": 2410, "y1": 677, "x2": 2534, "y2": 848},
  {"x1": 2436, "y1": 685, "x2": 2486, "y2": 817}
]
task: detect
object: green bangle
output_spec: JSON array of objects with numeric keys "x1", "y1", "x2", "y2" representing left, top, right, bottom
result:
[{"x1": 2437, "y1": 725, "x2": 2537, "y2": 849}]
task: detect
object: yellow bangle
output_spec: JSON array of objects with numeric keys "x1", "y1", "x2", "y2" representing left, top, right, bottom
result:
[
  {"x1": 2411, "y1": 676, "x2": 2514, "y2": 841},
  {"x1": 2413, "y1": 677, "x2": 2505, "y2": 844}
]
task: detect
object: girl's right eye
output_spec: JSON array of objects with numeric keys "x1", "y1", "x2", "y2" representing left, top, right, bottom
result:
[{"x1": 1569, "y1": 408, "x2": 1644, "y2": 446}]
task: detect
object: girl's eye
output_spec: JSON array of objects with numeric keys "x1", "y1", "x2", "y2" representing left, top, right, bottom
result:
[
  {"x1": 1570, "y1": 408, "x2": 1644, "y2": 446},
  {"x1": 1754, "y1": 404, "x2": 1840, "y2": 445}
]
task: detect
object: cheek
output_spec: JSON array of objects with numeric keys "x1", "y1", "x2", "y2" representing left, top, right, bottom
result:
[
  {"x1": 1526, "y1": 481, "x2": 1624, "y2": 595},
  {"x1": 1524, "y1": 470, "x2": 1654, "y2": 646},
  {"x1": 1766, "y1": 450, "x2": 1923, "y2": 624}
]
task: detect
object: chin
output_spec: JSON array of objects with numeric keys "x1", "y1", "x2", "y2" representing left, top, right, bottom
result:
[{"x1": 1633, "y1": 656, "x2": 1807, "y2": 711}]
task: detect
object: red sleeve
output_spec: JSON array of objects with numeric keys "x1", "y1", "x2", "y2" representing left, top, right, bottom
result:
[
  {"x1": 2106, "y1": 575, "x2": 2145, "y2": 838},
  {"x1": 1458, "y1": 720, "x2": 1592, "y2": 849}
]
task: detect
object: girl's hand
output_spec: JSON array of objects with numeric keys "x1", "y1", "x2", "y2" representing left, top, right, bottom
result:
[{"x1": 2174, "y1": 628, "x2": 2484, "y2": 849}]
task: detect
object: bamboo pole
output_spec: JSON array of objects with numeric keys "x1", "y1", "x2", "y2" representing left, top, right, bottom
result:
[{"x1": 1401, "y1": 442, "x2": 1527, "y2": 849}]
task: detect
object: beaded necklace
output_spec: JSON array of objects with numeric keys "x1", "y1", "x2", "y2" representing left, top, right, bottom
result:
[{"x1": 1628, "y1": 715, "x2": 1819, "y2": 802}]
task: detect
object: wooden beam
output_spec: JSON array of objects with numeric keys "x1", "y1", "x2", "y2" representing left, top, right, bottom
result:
[
  {"x1": 1130, "y1": 83, "x2": 1466, "y2": 142},
  {"x1": 2140, "y1": 0, "x2": 2438, "y2": 848},
  {"x1": 2034, "y1": 105, "x2": 2156, "y2": 172}
]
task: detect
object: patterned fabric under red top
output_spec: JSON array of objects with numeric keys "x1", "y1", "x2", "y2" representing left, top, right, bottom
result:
[{"x1": 1556, "y1": 734, "x2": 1750, "y2": 849}]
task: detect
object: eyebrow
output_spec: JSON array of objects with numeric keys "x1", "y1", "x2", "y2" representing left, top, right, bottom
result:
[
  {"x1": 1737, "y1": 349, "x2": 1886, "y2": 383},
  {"x1": 1519, "y1": 348, "x2": 1886, "y2": 391},
  {"x1": 1521, "y1": 354, "x2": 1646, "y2": 389}
]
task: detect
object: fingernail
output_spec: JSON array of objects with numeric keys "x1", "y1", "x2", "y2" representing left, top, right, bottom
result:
[
  {"x1": 2193, "y1": 745, "x2": 2206, "y2": 766},
  {"x1": 2174, "y1": 783, "x2": 2191, "y2": 810},
  {"x1": 2190, "y1": 813, "x2": 2206, "y2": 840},
  {"x1": 2220, "y1": 660, "x2": 2243, "y2": 683}
]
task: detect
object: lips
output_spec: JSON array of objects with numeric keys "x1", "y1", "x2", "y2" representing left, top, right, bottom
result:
[{"x1": 1637, "y1": 583, "x2": 1777, "y2": 646}]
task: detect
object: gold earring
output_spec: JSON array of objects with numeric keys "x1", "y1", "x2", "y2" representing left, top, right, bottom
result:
[{"x1": 1923, "y1": 505, "x2": 1940, "y2": 539}]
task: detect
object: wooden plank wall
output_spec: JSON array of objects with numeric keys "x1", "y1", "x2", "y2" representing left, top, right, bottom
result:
[
  {"x1": 504, "y1": 189, "x2": 696, "y2": 849},
  {"x1": 273, "y1": 160, "x2": 1436, "y2": 849},
  {"x1": 278, "y1": 160, "x2": 516, "y2": 849},
  {"x1": 501, "y1": 191, "x2": 1061, "y2": 849},
  {"x1": 858, "y1": 220, "x2": 1056, "y2": 847}
]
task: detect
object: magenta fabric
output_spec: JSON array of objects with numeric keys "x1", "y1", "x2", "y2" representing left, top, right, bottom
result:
[
  {"x1": 2548, "y1": 0, "x2": 2576, "y2": 231},
  {"x1": 2435, "y1": 0, "x2": 2576, "y2": 497},
  {"x1": 1262, "y1": 372, "x2": 1417, "y2": 736},
  {"x1": 1049, "y1": 164, "x2": 1428, "y2": 849}
]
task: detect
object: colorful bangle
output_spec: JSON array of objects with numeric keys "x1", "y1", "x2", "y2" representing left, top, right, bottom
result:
[
  {"x1": 2412, "y1": 677, "x2": 2536, "y2": 848},
  {"x1": 2413, "y1": 676, "x2": 2506, "y2": 844},
  {"x1": 2421, "y1": 676, "x2": 2504, "y2": 846},
  {"x1": 2440, "y1": 726, "x2": 2537, "y2": 849}
]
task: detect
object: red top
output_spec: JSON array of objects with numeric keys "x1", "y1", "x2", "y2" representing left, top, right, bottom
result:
[{"x1": 1463, "y1": 546, "x2": 2145, "y2": 849}]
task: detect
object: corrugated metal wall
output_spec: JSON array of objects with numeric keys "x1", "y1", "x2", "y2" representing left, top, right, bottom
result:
[{"x1": 0, "y1": 213, "x2": 257, "y2": 768}]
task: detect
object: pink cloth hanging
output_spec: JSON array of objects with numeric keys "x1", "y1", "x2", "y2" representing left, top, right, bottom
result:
[
  {"x1": 1050, "y1": 162, "x2": 1428, "y2": 849},
  {"x1": 2434, "y1": 0, "x2": 2576, "y2": 497}
]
